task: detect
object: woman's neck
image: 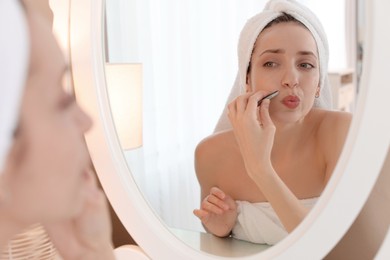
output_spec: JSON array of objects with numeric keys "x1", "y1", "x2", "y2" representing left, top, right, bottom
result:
[{"x1": 272, "y1": 112, "x2": 314, "y2": 152}]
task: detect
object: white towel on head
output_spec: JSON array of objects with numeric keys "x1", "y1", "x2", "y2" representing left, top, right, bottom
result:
[
  {"x1": 0, "y1": 0, "x2": 29, "y2": 172},
  {"x1": 215, "y1": 0, "x2": 332, "y2": 132}
]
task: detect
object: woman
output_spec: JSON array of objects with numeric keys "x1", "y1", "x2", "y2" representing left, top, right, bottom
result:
[
  {"x1": 0, "y1": 0, "x2": 114, "y2": 258},
  {"x1": 193, "y1": 0, "x2": 351, "y2": 245}
]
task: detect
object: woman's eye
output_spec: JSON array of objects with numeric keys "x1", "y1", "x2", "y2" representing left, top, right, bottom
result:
[
  {"x1": 264, "y1": 62, "x2": 276, "y2": 67},
  {"x1": 299, "y1": 63, "x2": 314, "y2": 69}
]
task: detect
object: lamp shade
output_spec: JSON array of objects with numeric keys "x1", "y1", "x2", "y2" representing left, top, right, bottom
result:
[{"x1": 105, "y1": 63, "x2": 142, "y2": 150}]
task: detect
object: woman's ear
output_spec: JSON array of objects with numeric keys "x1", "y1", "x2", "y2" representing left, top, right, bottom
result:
[
  {"x1": 245, "y1": 74, "x2": 251, "y2": 93},
  {"x1": 245, "y1": 83, "x2": 251, "y2": 93},
  {"x1": 315, "y1": 86, "x2": 320, "y2": 98}
]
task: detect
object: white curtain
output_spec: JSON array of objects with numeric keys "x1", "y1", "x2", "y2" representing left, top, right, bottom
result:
[{"x1": 105, "y1": 0, "x2": 346, "y2": 232}]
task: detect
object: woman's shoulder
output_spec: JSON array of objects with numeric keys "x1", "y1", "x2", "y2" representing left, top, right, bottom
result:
[
  {"x1": 194, "y1": 129, "x2": 239, "y2": 177},
  {"x1": 195, "y1": 129, "x2": 237, "y2": 159},
  {"x1": 312, "y1": 109, "x2": 352, "y2": 138},
  {"x1": 311, "y1": 109, "x2": 352, "y2": 181}
]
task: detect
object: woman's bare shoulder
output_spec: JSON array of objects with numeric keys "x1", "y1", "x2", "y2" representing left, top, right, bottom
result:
[
  {"x1": 314, "y1": 109, "x2": 352, "y2": 138},
  {"x1": 312, "y1": 109, "x2": 352, "y2": 181},
  {"x1": 195, "y1": 129, "x2": 237, "y2": 160},
  {"x1": 194, "y1": 129, "x2": 238, "y2": 180}
]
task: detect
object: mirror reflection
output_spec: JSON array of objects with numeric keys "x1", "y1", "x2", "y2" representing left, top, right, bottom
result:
[{"x1": 104, "y1": 0, "x2": 359, "y2": 254}]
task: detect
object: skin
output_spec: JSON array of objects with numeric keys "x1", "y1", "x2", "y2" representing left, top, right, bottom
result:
[
  {"x1": 193, "y1": 22, "x2": 352, "y2": 238},
  {"x1": 0, "y1": 4, "x2": 114, "y2": 259}
]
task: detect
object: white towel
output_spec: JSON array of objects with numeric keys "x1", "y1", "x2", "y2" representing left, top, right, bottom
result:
[
  {"x1": 0, "y1": 0, "x2": 29, "y2": 172},
  {"x1": 232, "y1": 197, "x2": 318, "y2": 245},
  {"x1": 215, "y1": 0, "x2": 332, "y2": 132}
]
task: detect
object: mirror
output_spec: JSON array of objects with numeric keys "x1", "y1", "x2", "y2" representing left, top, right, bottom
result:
[
  {"x1": 103, "y1": 0, "x2": 356, "y2": 253},
  {"x1": 67, "y1": 0, "x2": 390, "y2": 258}
]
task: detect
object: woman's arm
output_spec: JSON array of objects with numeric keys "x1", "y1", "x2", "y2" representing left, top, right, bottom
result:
[
  {"x1": 227, "y1": 91, "x2": 309, "y2": 232},
  {"x1": 193, "y1": 139, "x2": 238, "y2": 237},
  {"x1": 246, "y1": 165, "x2": 310, "y2": 232},
  {"x1": 193, "y1": 186, "x2": 237, "y2": 237}
]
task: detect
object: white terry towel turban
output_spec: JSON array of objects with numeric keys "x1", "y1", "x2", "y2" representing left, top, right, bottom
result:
[
  {"x1": 0, "y1": 0, "x2": 29, "y2": 173},
  {"x1": 215, "y1": 0, "x2": 332, "y2": 132}
]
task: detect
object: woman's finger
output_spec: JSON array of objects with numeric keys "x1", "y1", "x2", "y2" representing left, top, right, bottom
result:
[
  {"x1": 206, "y1": 194, "x2": 229, "y2": 210},
  {"x1": 228, "y1": 93, "x2": 252, "y2": 117},
  {"x1": 259, "y1": 99, "x2": 275, "y2": 128},
  {"x1": 235, "y1": 93, "x2": 251, "y2": 113},
  {"x1": 193, "y1": 209, "x2": 209, "y2": 219},
  {"x1": 210, "y1": 187, "x2": 226, "y2": 199},
  {"x1": 247, "y1": 91, "x2": 266, "y2": 109},
  {"x1": 246, "y1": 91, "x2": 266, "y2": 121},
  {"x1": 201, "y1": 197, "x2": 225, "y2": 214}
]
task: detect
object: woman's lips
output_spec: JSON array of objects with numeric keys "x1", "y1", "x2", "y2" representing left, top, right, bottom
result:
[{"x1": 282, "y1": 95, "x2": 300, "y2": 109}]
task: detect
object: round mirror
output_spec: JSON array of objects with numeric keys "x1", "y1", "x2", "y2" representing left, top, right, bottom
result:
[{"x1": 69, "y1": 0, "x2": 390, "y2": 258}]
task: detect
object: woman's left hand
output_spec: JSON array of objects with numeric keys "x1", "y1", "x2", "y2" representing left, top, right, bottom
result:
[{"x1": 227, "y1": 91, "x2": 276, "y2": 180}]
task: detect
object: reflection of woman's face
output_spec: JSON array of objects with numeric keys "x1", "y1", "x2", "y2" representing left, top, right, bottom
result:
[
  {"x1": 5, "y1": 10, "x2": 93, "y2": 224},
  {"x1": 247, "y1": 22, "x2": 320, "y2": 124}
]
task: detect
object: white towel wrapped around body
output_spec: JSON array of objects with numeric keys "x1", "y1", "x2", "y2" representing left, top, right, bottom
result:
[
  {"x1": 232, "y1": 197, "x2": 318, "y2": 245},
  {"x1": 215, "y1": 0, "x2": 332, "y2": 132}
]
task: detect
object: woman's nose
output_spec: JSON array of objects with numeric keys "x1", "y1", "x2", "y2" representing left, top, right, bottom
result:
[{"x1": 281, "y1": 67, "x2": 299, "y2": 88}]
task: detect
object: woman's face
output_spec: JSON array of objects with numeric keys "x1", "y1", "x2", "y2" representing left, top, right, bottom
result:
[
  {"x1": 247, "y1": 22, "x2": 320, "y2": 124},
  {"x1": 4, "y1": 10, "x2": 93, "y2": 224}
]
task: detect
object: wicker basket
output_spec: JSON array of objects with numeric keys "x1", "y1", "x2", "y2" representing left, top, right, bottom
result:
[{"x1": 1, "y1": 223, "x2": 59, "y2": 260}]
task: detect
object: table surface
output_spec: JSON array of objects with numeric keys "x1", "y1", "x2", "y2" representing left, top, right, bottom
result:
[{"x1": 170, "y1": 228, "x2": 271, "y2": 257}]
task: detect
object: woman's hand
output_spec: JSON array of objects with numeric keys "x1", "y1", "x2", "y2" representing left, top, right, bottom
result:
[
  {"x1": 227, "y1": 91, "x2": 276, "y2": 180},
  {"x1": 193, "y1": 187, "x2": 237, "y2": 237},
  {"x1": 44, "y1": 170, "x2": 114, "y2": 260}
]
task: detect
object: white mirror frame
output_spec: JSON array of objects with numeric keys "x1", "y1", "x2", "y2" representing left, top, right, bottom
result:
[{"x1": 67, "y1": 0, "x2": 390, "y2": 258}]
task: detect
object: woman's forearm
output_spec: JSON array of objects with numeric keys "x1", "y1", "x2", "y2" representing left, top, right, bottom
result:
[{"x1": 250, "y1": 166, "x2": 309, "y2": 233}]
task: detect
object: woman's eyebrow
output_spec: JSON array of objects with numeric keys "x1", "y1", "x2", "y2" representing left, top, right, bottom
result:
[
  {"x1": 257, "y1": 49, "x2": 318, "y2": 60},
  {"x1": 297, "y1": 51, "x2": 317, "y2": 58},
  {"x1": 259, "y1": 48, "x2": 284, "y2": 56}
]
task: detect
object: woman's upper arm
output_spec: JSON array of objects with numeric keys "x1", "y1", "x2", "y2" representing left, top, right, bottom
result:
[{"x1": 194, "y1": 136, "x2": 219, "y2": 201}]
